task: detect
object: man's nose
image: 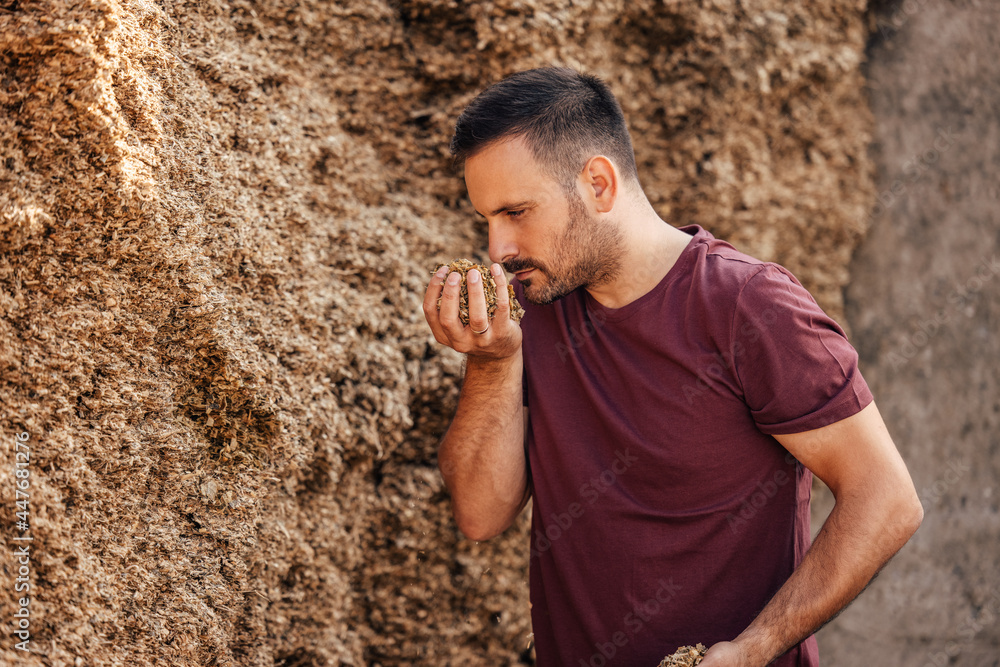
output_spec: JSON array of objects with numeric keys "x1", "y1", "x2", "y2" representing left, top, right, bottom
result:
[{"x1": 488, "y1": 224, "x2": 518, "y2": 266}]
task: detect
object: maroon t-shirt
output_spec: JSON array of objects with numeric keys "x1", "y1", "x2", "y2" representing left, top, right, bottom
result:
[{"x1": 516, "y1": 224, "x2": 872, "y2": 667}]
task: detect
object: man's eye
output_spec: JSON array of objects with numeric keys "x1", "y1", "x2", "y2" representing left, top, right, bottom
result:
[{"x1": 507, "y1": 209, "x2": 525, "y2": 218}]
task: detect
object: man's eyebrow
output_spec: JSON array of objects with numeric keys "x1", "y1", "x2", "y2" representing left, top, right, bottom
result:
[{"x1": 476, "y1": 200, "x2": 535, "y2": 218}]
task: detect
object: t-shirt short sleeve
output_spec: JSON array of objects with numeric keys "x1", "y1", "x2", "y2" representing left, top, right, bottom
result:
[{"x1": 731, "y1": 264, "x2": 873, "y2": 435}]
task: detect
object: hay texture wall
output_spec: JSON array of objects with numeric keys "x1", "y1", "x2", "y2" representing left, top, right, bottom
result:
[{"x1": 1, "y1": 1, "x2": 874, "y2": 665}]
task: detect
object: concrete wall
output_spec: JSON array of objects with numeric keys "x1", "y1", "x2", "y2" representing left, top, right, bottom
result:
[{"x1": 817, "y1": 2, "x2": 1000, "y2": 664}]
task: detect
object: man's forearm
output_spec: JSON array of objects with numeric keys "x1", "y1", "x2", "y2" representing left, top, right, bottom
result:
[
  {"x1": 731, "y1": 490, "x2": 922, "y2": 664},
  {"x1": 438, "y1": 349, "x2": 528, "y2": 541}
]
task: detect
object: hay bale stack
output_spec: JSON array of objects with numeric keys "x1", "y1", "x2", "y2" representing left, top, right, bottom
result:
[{"x1": 0, "y1": 0, "x2": 873, "y2": 664}]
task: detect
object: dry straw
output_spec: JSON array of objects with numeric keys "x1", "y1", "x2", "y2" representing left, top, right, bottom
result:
[
  {"x1": 434, "y1": 258, "x2": 525, "y2": 325},
  {"x1": 659, "y1": 643, "x2": 708, "y2": 666}
]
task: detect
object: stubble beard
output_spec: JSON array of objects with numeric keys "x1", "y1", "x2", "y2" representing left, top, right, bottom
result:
[{"x1": 517, "y1": 190, "x2": 626, "y2": 306}]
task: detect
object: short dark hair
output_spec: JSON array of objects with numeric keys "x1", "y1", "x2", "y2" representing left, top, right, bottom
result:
[{"x1": 450, "y1": 67, "x2": 639, "y2": 189}]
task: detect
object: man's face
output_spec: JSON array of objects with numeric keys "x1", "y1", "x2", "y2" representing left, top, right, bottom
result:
[{"x1": 464, "y1": 136, "x2": 624, "y2": 305}]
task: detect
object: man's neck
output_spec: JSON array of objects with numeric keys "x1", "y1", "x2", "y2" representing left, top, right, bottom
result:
[{"x1": 585, "y1": 202, "x2": 692, "y2": 310}]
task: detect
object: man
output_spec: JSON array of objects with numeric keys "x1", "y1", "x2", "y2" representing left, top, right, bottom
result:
[{"x1": 422, "y1": 67, "x2": 922, "y2": 666}]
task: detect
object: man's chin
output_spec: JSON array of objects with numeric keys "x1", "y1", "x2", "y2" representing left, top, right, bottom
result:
[{"x1": 521, "y1": 277, "x2": 572, "y2": 306}]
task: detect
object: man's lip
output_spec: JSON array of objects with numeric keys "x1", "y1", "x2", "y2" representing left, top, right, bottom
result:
[{"x1": 514, "y1": 268, "x2": 535, "y2": 279}]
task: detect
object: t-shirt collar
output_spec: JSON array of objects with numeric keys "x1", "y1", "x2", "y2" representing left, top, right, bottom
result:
[{"x1": 582, "y1": 224, "x2": 711, "y2": 323}]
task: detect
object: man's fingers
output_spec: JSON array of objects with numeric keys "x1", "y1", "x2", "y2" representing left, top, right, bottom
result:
[
  {"x1": 438, "y1": 270, "x2": 463, "y2": 337},
  {"x1": 422, "y1": 265, "x2": 448, "y2": 316},
  {"x1": 466, "y1": 269, "x2": 490, "y2": 334},
  {"x1": 422, "y1": 265, "x2": 451, "y2": 343},
  {"x1": 491, "y1": 263, "x2": 511, "y2": 318}
]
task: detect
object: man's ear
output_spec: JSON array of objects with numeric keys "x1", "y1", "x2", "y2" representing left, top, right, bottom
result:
[{"x1": 580, "y1": 155, "x2": 618, "y2": 213}]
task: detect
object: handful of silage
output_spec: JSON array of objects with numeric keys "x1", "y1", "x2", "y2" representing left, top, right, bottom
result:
[
  {"x1": 658, "y1": 644, "x2": 707, "y2": 667},
  {"x1": 434, "y1": 259, "x2": 525, "y2": 324}
]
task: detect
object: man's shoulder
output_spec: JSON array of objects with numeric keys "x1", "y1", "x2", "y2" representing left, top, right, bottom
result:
[
  {"x1": 686, "y1": 225, "x2": 764, "y2": 274},
  {"x1": 682, "y1": 226, "x2": 803, "y2": 300},
  {"x1": 672, "y1": 227, "x2": 827, "y2": 348}
]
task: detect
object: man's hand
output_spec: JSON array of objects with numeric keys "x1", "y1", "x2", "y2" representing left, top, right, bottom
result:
[
  {"x1": 423, "y1": 263, "x2": 521, "y2": 360},
  {"x1": 697, "y1": 641, "x2": 750, "y2": 667}
]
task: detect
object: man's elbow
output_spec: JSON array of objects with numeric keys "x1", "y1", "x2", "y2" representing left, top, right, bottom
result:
[
  {"x1": 453, "y1": 495, "x2": 529, "y2": 541},
  {"x1": 900, "y1": 489, "x2": 924, "y2": 538},
  {"x1": 886, "y1": 484, "x2": 924, "y2": 549},
  {"x1": 454, "y1": 511, "x2": 508, "y2": 542},
  {"x1": 459, "y1": 525, "x2": 503, "y2": 542}
]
